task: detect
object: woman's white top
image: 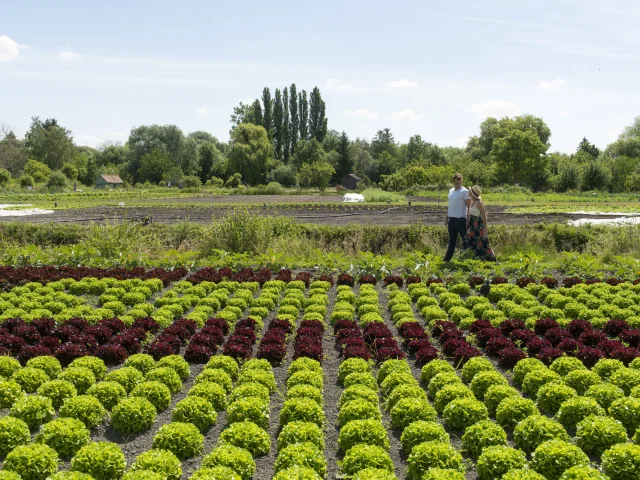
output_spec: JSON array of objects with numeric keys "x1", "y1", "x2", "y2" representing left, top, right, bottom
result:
[{"x1": 469, "y1": 202, "x2": 481, "y2": 217}]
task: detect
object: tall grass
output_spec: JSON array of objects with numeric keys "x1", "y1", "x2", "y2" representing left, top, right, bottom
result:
[{"x1": 360, "y1": 189, "x2": 405, "y2": 203}]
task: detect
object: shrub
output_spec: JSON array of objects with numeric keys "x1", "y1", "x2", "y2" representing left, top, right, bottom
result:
[
  {"x1": 513, "y1": 415, "x2": 570, "y2": 453},
  {"x1": 130, "y1": 449, "x2": 182, "y2": 480},
  {"x1": 237, "y1": 369, "x2": 276, "y2": 394},
  {"x1": 536, "y1": 382, "x2": 577, "y2": 414},
  {"x1": 0, "y1": 380, "x2": 24, "y2": 408},
  {"x1": 70, "y1": 442, "x2": 126, "y2": 480},
  {"x1": 26, "y1": 356, "x2": 62, "y2": 379},
  {"x1": 340, "y1": 444, "x2": 394, "y2": 477},
  {"x1": 3, "y1": 444, "x2": 59, "y2": 480},
  {"x1": 110, "y1": 397, "x2": 157, "y2": 434},
  {"x1": 12, "y1": 367, "x2": 50, "y2": 393},
  {"x1": 196, "y1": 368, "x2": 233, "y2": 393},
  {"x1": 281, "y1": 398, "x2": 325, "y2": 427},
  {"x1": 575, "y1": 414, "x2": 627, "y2": 456},
  {"x1": 470, "y1": 370, "x2": 508, "y2": 400},
  {"x1": 563, "y1": 369, "x2": 602, "y2": 396},
  {"x1": 124, "y1": 353, "x2": 156, "y2": 374},
  {"x1": 190, "y1": 467, "x2": 242, "y2": 480},
  {"x1": 273, "y1": 442, "x2": 326, "y2": 478},
  {"x1": 152, "y1": 422, "x2": 204, "y2": 459},
  {"x1": 156, "y1": 354, "x2": 190, "y2": 381},
  {"x1": 443, "y1": 397, "x2": 488, "y2": 431},
  {"x1": 37, "y1": 379, "x2": 77, "y2": 410},
  {"x1": 86, "y1": 381, "x2": 127, "y2": 411},
  {"x1": 227, "y1": 397, "x2": 269, "y2": 429},
  {"x1": 188, "y1": 381, "x2": 227, "y2": 411},
  {"x1": 496, "y1": 396, "x2": 540, "y2": 429},
  {"x1": 484, "y1": 385, "x2": 520, "y2": 416},
  {"x1": 406, "y1": 441, "x2": 463, "y2": 479},
  {"x1": 206, "y1": 355, "x2": 239, "y2": 380},
  {"x1": 399, "y1": 420, "x2": 448, "y2": 454},
  {"x1": 461, "y1": 420, "x2": 508, "y2": 458},
  {"x1": 35, "y1": 417, "x2": 90, "y2": 457},
  {"x1": 585, "y1": 382, "x2": 625, "y2": 411},
  {"x1": 477, "y1": 445, "x2": 526, "y2": 480},
  {"x1": 130, "y1": 381, "x2": 172, "y2": 412},
  {"x1": 201, "y1": 445, "x2": 255, "y2": 480},
  {"x1": 609, "y1": 397, "x2": 640, "y2": 434},
  {"x1": 556, "y1": 396, "x2": 606, "y2": 429},
  {"x1": 602, "y1": 443, "x2": 640, "y2": 480},
  {"x1": 68, "y1": 357, "x2": 107, "y2": 381},
  {"x1": 9, "y1": 394, "x2": 55, "y2": 429},
  {"x1": 59, "y1": 395, "x2": 107, "y2": 428},
  {"x1": 390, "y1": 397, "x2": 437, "y2": 429},
  {"x1": 530, "y1": 440, "x2": 590, "y2": 480},
  {"x1": 0, "y1": 416, "x2": 31, "y2": 457},
  {"x1": 338, "y1": 419, "x2": 389, "y2": 452},
  {"x1": 218, "y1": 421, "x2": 270, "y2": 457},
  {"x1": 145, "y1": 367, "x2": 182, "y2": 394}
]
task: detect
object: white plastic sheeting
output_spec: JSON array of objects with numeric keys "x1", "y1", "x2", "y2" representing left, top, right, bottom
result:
[
  {"x1": 0, "y1": 204, "x2": 53, "y2": 217},
  {"x1": 568, "y1": 212, "x2": 640, "y2": 226},
  {"x1": 343, "y1": 193, "x2": 365, "y2": 203}
]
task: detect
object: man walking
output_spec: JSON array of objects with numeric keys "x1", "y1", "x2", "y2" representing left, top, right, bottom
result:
[{"x1": 443, "y1": 173, "x2": 471, "y2": 262}]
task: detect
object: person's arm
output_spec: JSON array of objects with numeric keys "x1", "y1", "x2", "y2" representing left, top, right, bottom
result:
[
  {"x1": 479, "y1": 202, "x2": 488, "y2": 238},
  {"x1": 465, "y1": 194, "x2": 472, "y2": 225}
]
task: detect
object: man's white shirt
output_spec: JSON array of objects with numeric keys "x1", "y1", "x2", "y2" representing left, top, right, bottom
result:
[{"x1": 448, "y1": 187, "x2": 470, "y2": 218}]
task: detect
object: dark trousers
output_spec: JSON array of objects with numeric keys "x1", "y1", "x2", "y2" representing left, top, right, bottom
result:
[{"x1": 444, "y1": 217, "x2": 466, "y2": 261}]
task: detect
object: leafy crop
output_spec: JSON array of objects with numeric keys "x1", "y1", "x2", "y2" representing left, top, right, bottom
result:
[
  {"x1": 70, "y1": 441, "x2": 126, "y2": 480},
  {"x1": 274, "y1": 442, "x2": 326, "y2": 478},
  {"x1": 188, "y1": 381, "x2": 227, "y2": 411},
  {"x1": 529, "y1": 440, "x2": 590, "y2": 480},
  {"x1": 218, "y1": 421, "x2": 271, "y2": 457},
  {"x1": 602, "y1": 443, "x2": 640, "y2": 480},
  {"x1": 152, "y1": 422, "x2": 204, "y2": 459},
  {"x1": 461, "y1": 420, "x2": 508, "y2": 458},
  {"x1": 130, "y1": 381, "x2": 172, "y2": 412},
  {"x1": 86, "y1": 381, "x2": 127, "y2": 411},
  {"x1": 12, "y1": 367, "x2": 50, "y2": 393},
  {"x1": 575, "y1": 415, "x2": 628, "y2": 456},
  {"x1": 129, "y1": 449, "x2": 182, "y2": 480},
  {"x1": 35, "y1": 417, "x2": 91, "y2": 457},
  {"x1": 277, "y1": 421, "x2": 325, "y2": 452},
  {"x1": 281, "y1": 398, "x2": 326, "y2": 428},
  {"x1": 476, "y1": 445, "x2": 526, "y2": 480},
  {"x1": 201, "y1": 445, "x2": 255, "y2": 480},
  {"x1": 37, "y1": 379, "x2": 77, "y2": 410},
  {"x1": 339, "y1": 444, "x2": 394, "y2": 477},
  {"x1": 443, "y1": 397, "x2": 488, "y2": 431},
  {"x1": 59, "y1": 394, "x2": 107, "y2": 428},
  {"x1": 556, "y1": 396, "x2": 606, "y2": 429},
  {"x1": 513, "y1": 415, "x2": 570, "y2": 454},
  {"x1": 390, "y1": 397, "x2": 437, "y2": 429},
  {"x1": 2, "y1": 443, "x2": 59, "y2": 480},
  {"x1": 406, "y1": 441, "x2": 464, "y2": 479},
  {"x1": 9, "y1": 394, "x2": 55, "y2": 429},
  {"x1": 110, "y1": 397, "x2": 157, "y2": 434},
  {"x1": 0, "y1": 416, "x2": 31, "y2": 457},
  {"x1": 338, "y1": 419, "x2": 389, "y2": 452}
]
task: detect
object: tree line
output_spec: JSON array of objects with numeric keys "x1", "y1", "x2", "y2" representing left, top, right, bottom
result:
[{"x1": 1, "y1": 92, "x2": 640, "y2": 193}]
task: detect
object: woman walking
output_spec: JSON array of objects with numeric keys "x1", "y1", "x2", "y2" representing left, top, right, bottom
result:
[{"x1": 464, "y1": 186, "x2": 497, "y2": 262}]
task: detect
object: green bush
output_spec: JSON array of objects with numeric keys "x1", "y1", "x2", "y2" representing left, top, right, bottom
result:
[
  {"x1": 130, "y1": 449, "x2": 181, "y2": 480},
  {"x1": 104, "y1": 367, "x2": 143, "y2": 393},
  {"x1": 522, "y1": 369, "x2": 562, "y2": 397},
  {"x1": 421, "y1": 360, "x2": 455, "y2": 386},
  {"x1": 218, "y1": 421, "x2": 270, "y2": 457},
  {"x1": 343, "y1": 372, "x2": 378, "y2": 391},
  {"x1": 549, "y1": 357, "x2": 586, "y2": 377},
  {"x1": 585, "y1": 382, "x2": 625, "y2": 411},
  {"x1": 530, "y1": 440, "x2": 590, "y2": 480},
  {"x1": 124, "y1": 354, "x2": 156, "y2": 374},
  {"x1": 602, "y1": 442, "x2": 640, "y2": 480},
  {"x1": 201, "y1": 445, "x2": 255, "y2": 480},
  {"x1": 110, "y1": 397, "x2": 157, "y2": 434},
  {"x1": 273, "y1": 442, "x2": 326, "y2": 478},
  {"x1": 196, "y1": 368, "x2": 233, "y2": 393},
  {"x1": 339, "y1": 444, "x2": 394, "y2": 477},
  {"x1": 70, "y1": 442, "x2": 126, "y2": 480},
  {"x1": 556, "y1": 396, "x2": 606, "y2": 429},
  {"x1": 443, "y1": 397, "x2": 488, "y2": 431},
  {"x1": 68, "y1": 357, "x2": 107, "y2": 381},
  {"x1": 406, "y1": 441, "x2": 463, "y2": 479},
  {"x1": 37, "y1": 379, "x2": 77, "y2": 410},
  {"x1": 188, "y1": 381, "x2": 227, "y2": 411},
  {"x1": 390, "y1": 397, "x2": 437, "y2": 429},
  {"x1": 609, "y1": 397, "x2": 640, "y2": 434},
  {"x1": 513, "y1": 358, "x2": 546, "y2": 386},
  {"x1": 152, "y1": 422, "x2": 204, "y2": 459},
  {"x1": 145, "y1": 367, "x2": 182, "y2": 394},
  {"x1": 477, "y1": 445, "x2": 526, "y2": 480},
  {"x1": 470, "y1": 370, "x2": 508, "y2": 400},
  {"x1": 281, "y1": 398, "x2": 325, "y2": 428},
  {"x1": 0, "y1": 416, "x2": 31, "y2": 457},
  {"x1": 536, "y1": 382, "x2": 577, "y2": 414},
  {"x1": 26, "y1": 356, "x2": 62, "y2": 379},
  {"x1": 237, "y1": 369, "x2": 276, "y2": 394},
  {"x1": 461, "y1": 357, "x2": 495, "y2": 384},
  {"x1": 513, "y1": 415, "x2": 570, "y2": 454},
  {"x1": 484, "y1": 384, "x2": 519, "y2": 416},
  {"x1": 559, "y1": 466, "x2": 609, "y2": 480},
  {"x1": 338, "y1": 419, "x2": 389, "y2": 452},
  {"x1": 59, "y1": 394, "x2": 107, "y2": 428},
  {"x1": 338, "y1": 358, "x2": 371, "y2": 384},
  {"x1": 9, "y1": 394, "x2": 55, "y2": 429},
  {"x1": 563, "y1": 369, "x2": 602, "y2": 396},
  {"x1": 86, "y1": 381, "x2": 127, "y2": 411},
  {"x1": 156, "y1": 355, "x2": 190, "y2": 381},
  {"x1": 35, "y1": 417, "x2": 90, "y2": 457},
  {"x1": 0, "y1": 380, "x2": 24, "y2": 408},
  {"x1": 2, "y1": 443, "x2": 59, "y2": 480},
  {"x1": 575, "y1": 414, "x2": 627, "y2": 456},
  {"x1": 190, "y1": 466, "x2": 242, "y2": 480},
  {"x1": 12, "y1": 367, "x2": 50, "y2": 393},
  {"x1": 130, "y1": 381, "x2": 172, "y2": 412},
  {"x1": 461, "y1": 420, "x2": 508, "y2": 458}
]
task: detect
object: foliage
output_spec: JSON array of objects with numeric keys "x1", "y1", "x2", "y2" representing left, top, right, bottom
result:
[
  {"x1": 339, "y1": 444, "x2": 394, "y2": 477},
  {"x1": 218, "y1": 421, "x2": 271, "y2": 457},
  {"x1": 0, "y1": 416, "x2": 31, "y2": 457},
  {"x1": 152, "y1": 422, "x2": 204, "y2": 459},
  {"x1": 35, "y1": 417, "x2": 91, "y2": 457},
  {"x1": 2, "y1": 443, "x2": 59, "y2": 480},
  {"x1": 189, "y1": 467, "x2": 242, "y2": 480},
  {"x1": 70, "y1": 441, "x2": 126, "y2": 480},
  {"x1": 188, "y1": 381, "x2": 227, "y2": 411},
  {"x1": 129, "y1": 449, "x2": 182, "y2": 480},
  {"x1": 86, "y1": 381, "x2": 127, "y2": 411},
  {"x1": 281, "y1": 398, "x2": 326, "y2": 428},
  {"x1": 37, "y1": 379, "x2": 77, "y2": 409},
  {"x1": 443, "y1": 397, "x2": 488, "y2": 430},
  {"x1": 277, "y1": 421, "x2": 325, "y2": 452},
  {"x1": 513, "y1": 415, "x2": 570, "y2": 454},
  {"x1": 602, "y1": 442, "x2": 640, "y2": 480},
  {"x1": 201, "y1": 445, "x2": 255, "y2": 480},
  {"x1": 130, "y1": 381, "x2": 172, "y2": 412},
  {"x1": 110, "y1": 396, "x2": 157, "y2": 434},
  {"x1": 338, "y1": 419, "x2": 389, "y2": 452},
  {"x1": 390, "y1": 397, "x2": 437, "y2": 429},
  {"x1": 406, "y1": 441, "x2": 464, "y2": 479},
  {"x1": 59, "y1": 394, "x2": 107, "y2": 428},
  {"x1": 12, "y1": 366, "x2": 50, "y2": 393},
  {"x1": 273, "y1": 442, "x2": 326, "y2": 478},
  {"x1": 529, "y1": 440, "x2": 590, "y2": 480},
  {"x1": 9, "y1": 394, "x2": 55, "y2": 429},
  {"x1": 476, "y1": 445, "x2": 526, "y2": 480},
  {"x1": 575, "y1": 415, "x2": 628, "y2": 456},
  {"x1": 144, "y1": 367, "x2": 182, "y2": 394},
  {"x1": 461, "y1": 420, "x2": 508, "y2": 458}
]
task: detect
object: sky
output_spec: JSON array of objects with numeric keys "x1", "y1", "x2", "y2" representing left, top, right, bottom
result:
[{"x1": 1, "y1": 0, "x2": 639, "y2": 153}]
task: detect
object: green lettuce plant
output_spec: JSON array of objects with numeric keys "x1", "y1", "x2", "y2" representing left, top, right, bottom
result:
[
  {"x1": 70, "y1": 441, "x2": 126, "y2": 480},
  {"x1": 152, "y1": 422, "x2": 204, "y2": 459},
  {"x1": 130, "y1": 381, "x2": 172, "y2": 412},
  {"x1": 37, "y1": 379, "x2": 77, "y2": 410},
  {"x1": 529, "y1": 440, "x2": 590, "y2": 480},
  {"x1": 273, "y1": 442, "x2": 326, "y2": 478},
  {"x1": 0, "y1": 416, "x2": 31, "y2": 457},
  {"x1": 338, "y1": 419, "x2": 389, "y2": 452},
  {"x1": 110, "y1": 397, "x2": 157, "y2": 434},
  {"x1": 277, "y1": 421, "x2": 325, "y2": 452},
  {"x1": 129, "y1": 449, "x2": 182, "y2": 480},
  {"x1": 86, "y1": 381, "x2": 127, "y2": 411},
  {"x1": 9, "y1": 394, "x2": 55, "y2": 429},
  {"x1": 339, "y1": 444, "x2": 394, "y2": 477},
  {"x1": 476, "y1": 445, "x2": 526, "y2": 480},
  {"x1": 461, "y1": 420, "x2": 508, "y2": 458},
  {"x1": 59, "y1": 394, "x2": 107, "y2": 429},
  {"x1": 406, "y1": 441, "x2": 464, "y2": 480},
  {"x1": 218, "y1": 421, "x2": 271, "y2": 457},
  {"x1": 2, "y1": 443, "x2": 59, "y2": 480},
  {"x1": 35, "y1": 417, "x2": 91, "y2": 457},
  {"x1": 201, "y1": 445, "x2": 255, "y2": 480}
]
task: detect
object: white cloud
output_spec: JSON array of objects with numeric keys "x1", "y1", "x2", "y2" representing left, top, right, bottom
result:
[
  {"x1": 58, "y1": 50, "x2": 82, "y2": 60},
  {"x1": 391, "y1": 109, "x2": 425, "y2": 122},
  {"x1": 196, "y1": 105, "x2": 213, "y2": 115},
  {"x1": 539, "y1": 77, "x2": 568, "y2": 91},
  {"x1": 0, "y1": 35, "x2": 20, "y2": 62},
  {"x1": 467, "y1": 100, "x2": 521, "y2": 119},
  {"x1": 389, "y1": 79, "x2": 418, "y2": 88},
  {"x1": 345, "y1": 109, "x2": 379, "y2": 120},
  {"x1": 559, "y1": 111, "x2": 571, "y2": 117}
]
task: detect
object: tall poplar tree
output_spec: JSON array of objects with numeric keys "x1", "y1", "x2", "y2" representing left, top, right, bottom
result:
[
  {"x1": 262, "y1": 88, "x2": 273, "y2": 140},
  {"x1": 282, "y1": 87, "x2": 291, "y2": 164},
  {"x1": 273, "y1": 88, "x2": 284, "y2": 160},
  {"x1": 289, "y1": 83, "x2": 299, "y2": 159},
  {"x1": 309, "y1": 87, "x2": 328, "y2": 142},
  {"x1": 299, "y1": 90, "x2": 309, "y2": 141}
]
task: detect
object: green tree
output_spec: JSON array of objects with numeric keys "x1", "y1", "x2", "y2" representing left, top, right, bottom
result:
[
  {"x1": 371, "y1": 128, "x2": 397, "y2": 159},
  {"x1": 273, "y1": 89, "x2": 284, "y2": 160},
  {"x1": 61, "y1": 163, "x2": 78, "y2": 180},
  {"x1": 96, "y1": 142, "x2": 128, "y2": 166},
  {"x1": 46, "y1": 171, "x2": 68, "y2": 190},
  {"x1": 289, "y1": 83, "x2": 299, "y2": 158},
  {"x1": 0, "y1": 128, "x2": 27, "y2": 176},
  {"x1": 577, "y1": 137, "x2": 601, "y2": 159},
  {"x1": 228, "y1": 123, "x2": 273, "y2": 185},
  {"x1": 20, "y1": 175, "x2": 34, "y2": 187},
  {"x1": 0, "y1": 168, "x2": 10, "y2": 186},
  {"x1": 582, "y1": 161, "x2": 612, "y2": 191},
  {"x1": 607, "y1": 117, "x2": 640, "y2": 158},
  {"x1": 556, "y1": 164, "x2": 581, "y2": 192},
  {"x1": 282, "y1": 87, "x2": 291, "y2": 164},
  {"x1": 24, "y1": 159, "x2": 51, "y2": 183},
  {"x1": 336, "y1": 131, "x2": 352, "y2": 181},
  {"x1": 198, "y1": 143, "x2": 227, "y2": 183},
  {"x1": 251, "y1": 100, "x2": 263, "y2": 127},
  {"x1": 298, "y1": 162, "x2": 335, "y2": 191},
  {"x1": 308, "y1": 87, "x2": 327, "y2": 142},
  {"x1": 24, "y1": 117, "x2": 76, "y2": 170},
  {"x1": 490, "y1": 126, "x2": 549, "y2": 189},
  {"x1": 138, "y1": 149, "x2": 173, "y2": 184},
  {"x1": 266, "y1": 163, "x2": 296, "y2": 187},
  {"x1": 350, "y1": 139, "x2": 374, "y2": 182},
  {"x1": 262, "y1": 88, "x2": 273, "y2": 140},
  {"x1": 178, "y1": 137, "x2": 199, "y2": 176},
  {"x1": 188, "y1": 131, "x2": 227, "y2": 155},
  {"x1": 229, "y1": 101, "x2": 253, "y2": 134},
  {"x1": 299, "y1": 90, "x2": 309, "y2": 141},
  {"x1": 291, "y1": 139, "x2": 326, "y2": 170},
  {"x1": 126, "y1": 125, "x2": 184, "y2": 183}
]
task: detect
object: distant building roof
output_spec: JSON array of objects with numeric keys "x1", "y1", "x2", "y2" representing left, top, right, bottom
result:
[
  {"x1": 345, "y1": 174, "x2": 362, "y2": 181},
  {"x1": 97, "y1": 174, "x2": 123, "y2": 184}
]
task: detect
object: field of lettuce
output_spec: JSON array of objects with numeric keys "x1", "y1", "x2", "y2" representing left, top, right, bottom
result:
[{"x1": 2, "y1": 266, "x2": 640, "y2": 479}]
